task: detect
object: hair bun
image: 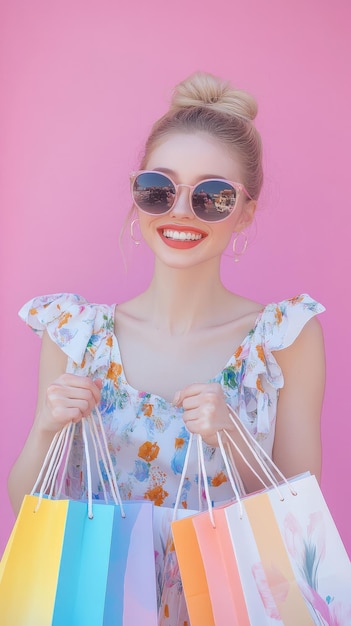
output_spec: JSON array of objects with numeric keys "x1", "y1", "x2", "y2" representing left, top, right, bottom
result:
[{"x1": 170, "y1": 71, "x2": 257, "y2": 122}]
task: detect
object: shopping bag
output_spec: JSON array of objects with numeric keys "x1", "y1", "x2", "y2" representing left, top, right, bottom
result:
[
  {"x1": 240, "y1": 474, "x2": 351, "y2": 625},
  {"x1": 222, "y1": 489, "x2": 316, "y2": 625},
  {"x1": 191, "y1": 506, "x2": 251, "y2": 626},
  {"x1": 172, "y1": 409, "x2": 351, "y2": 626},
  {"x1": 0, "y1": 413, "x2": 158, "y2": 626},
  {"x1": 171, "y1": 429, "x2": 250, "y2": 626},
  {"x1": 0, "y1": 496, "x2": 157, "y2": 626},
  {"x1": 152, "y1": 504, "x2": 201, "y2": 624},
  {"x1": 172, "y1": 499, "x2": 277, "y2": 626},
  {"x1": 169, "y1": 513, "x2": 216, "y2": 626}
]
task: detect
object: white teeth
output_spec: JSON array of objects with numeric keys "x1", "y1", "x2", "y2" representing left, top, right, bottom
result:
[{"x1": 162, "y1": 229, "x2": 202, "y2": 241}]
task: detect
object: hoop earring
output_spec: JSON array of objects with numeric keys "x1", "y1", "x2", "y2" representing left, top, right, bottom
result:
[
  {"x1": 130, "y1": 218, "x2": 141, "y2": 246},
  {"x1": 232, "y1": 231, "x2": 248, "y2": 263}
]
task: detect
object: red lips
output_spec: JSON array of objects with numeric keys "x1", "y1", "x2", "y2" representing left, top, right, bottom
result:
[{"x1": 157, "y1": 225, "x2": 208, "y2": 249}]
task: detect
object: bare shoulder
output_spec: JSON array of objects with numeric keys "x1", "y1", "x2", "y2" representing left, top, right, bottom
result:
[
  {"x1": 274, "y1": 316, "x2": 325, "y2": 370},
  {"x1": 277, "y1": 316, "x2": 324, "y2": 353}
]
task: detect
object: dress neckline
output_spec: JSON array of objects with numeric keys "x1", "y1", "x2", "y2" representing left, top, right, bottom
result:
[{"x1": 108, "y1": 303, "x2": 264, "y2": 402}]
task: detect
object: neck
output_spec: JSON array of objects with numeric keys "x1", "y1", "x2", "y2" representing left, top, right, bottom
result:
[{"x1": 143, "y1": 257, "x2": 230, "y2": 334}]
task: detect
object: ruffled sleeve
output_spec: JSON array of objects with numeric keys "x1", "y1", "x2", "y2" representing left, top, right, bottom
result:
[
  {"x1": 18, "y1": 293, "x2": 115, "y2": 378},
  {"x1": 244, "y1": 294, "x2": 325, "y2": 387},
  {"x1": 235, "y1": 294, "x2": 325, "y2": 451}
]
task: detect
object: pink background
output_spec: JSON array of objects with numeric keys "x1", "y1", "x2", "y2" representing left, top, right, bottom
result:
[{"x1": 1, "y1": 0, "x2": 350, "y2": 558}]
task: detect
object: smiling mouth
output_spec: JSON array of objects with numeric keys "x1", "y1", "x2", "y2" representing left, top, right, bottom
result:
[{"x1": 162, "y1": 229, "x2": 203, "y2": 241}]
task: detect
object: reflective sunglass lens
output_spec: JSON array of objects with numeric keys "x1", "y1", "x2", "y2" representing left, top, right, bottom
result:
[
  {"x1": 133, "y1": 172, "x2": 175, "y2": 214},
  {"x1": 192, "y1": 181, "x2": 237, "y2": 221}
]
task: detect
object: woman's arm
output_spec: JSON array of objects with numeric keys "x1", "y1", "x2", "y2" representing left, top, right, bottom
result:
[
  {"x1": 8, "y1": 331, "x2": 101, "y2": 514},
  {"x1": 272, "y1": 316, "x2": 326, "y2": 482}
]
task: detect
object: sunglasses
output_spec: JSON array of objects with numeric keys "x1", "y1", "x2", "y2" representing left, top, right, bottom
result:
[{"x1": 130, "y1": 170, "x2": 252, "y2": 223}]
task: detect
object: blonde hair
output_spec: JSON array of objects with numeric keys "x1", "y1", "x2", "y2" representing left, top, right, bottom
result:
[{"x1": 139, "y1": 71, "x2": 263, "y2": 200}]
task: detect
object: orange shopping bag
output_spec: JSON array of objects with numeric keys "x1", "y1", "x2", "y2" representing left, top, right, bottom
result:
[{"x1": 170, "y1": 514, "x2": 215, "y2": 626}]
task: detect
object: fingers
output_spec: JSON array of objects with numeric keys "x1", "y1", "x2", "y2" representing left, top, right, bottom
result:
[
  {"x1": 173, "y1": 382, "x2": 219, "y2": 407},
  {"x1": 173, "y1": 382, "x2": 232, "y2": 446},
  {"x1": 40, "y1": 374, "x2": 103, "y2": 434},
  {"x1": 53, "y1": 374, "x2": 102, "y2": 403}
]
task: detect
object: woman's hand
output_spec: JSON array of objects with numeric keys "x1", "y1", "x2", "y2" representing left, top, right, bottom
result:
[
  {"x1": 37, "y1": 373, "x2": 102, "y2": 435},
  {"x1": 8, "y1": 332, "x2": 103, "y2": 514},
  {"x1": 173, "y1": 382, "x2": 232, "y2": 447}
]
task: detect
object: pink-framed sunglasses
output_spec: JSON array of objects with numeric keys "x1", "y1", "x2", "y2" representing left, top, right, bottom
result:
[{"x1": 130, "y1": 170, "x2": 252, "y2": 223}]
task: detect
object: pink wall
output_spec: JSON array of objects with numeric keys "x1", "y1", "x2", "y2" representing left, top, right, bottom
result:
[{"x1": 1, "y1": 0, "x2": 350, "y2": 558}]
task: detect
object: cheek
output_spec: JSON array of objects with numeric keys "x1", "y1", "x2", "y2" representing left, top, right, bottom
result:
[
  {"x1": 138, "y1": 210, "x2": 151, "y2": 229},
  {"x1": 219, "y1": 225, "x2": 234, "y2": 248},
  {"x1": 137, "y1": 211, "x2": 158, "y2": 243},
  {"x1": 207, "y1": 222, "x2": 233, "y2": 253}
]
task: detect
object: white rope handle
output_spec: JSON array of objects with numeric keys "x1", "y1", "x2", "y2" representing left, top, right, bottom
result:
[
  {"x1": 173, "y1": 403, "x2": 298, "y2": 527},
  {"x1": 86, "y1": 409, "x2": 125, "y2": 517},
  {"x1": 172, "y1": 431, "x2": 242, "y2": 527},
  {"x1": 92, "y1": 408, "x2": 125, "y2": 514},
  {"x1": 30, "y1": 406, "x2": 126, "y2": 519},
  {"x1": 197, "y1": 434, "x2": 215, "y2": 526},
  {"x1": 224, "y1": 440, "x2": 246, "y2": 497},
  {"x1": 47, "y1": 424, "x2": 74, "y2": 499},
  {"x1": 32, "y1": 424, "x2": 73, "y2": 511},
  {"x1": 87, "y1": 415, "x2": 109, "y2": 504},
  {"x1": 173, "y1": 432, "x2": 194, "y2": 520},
  {"x1": 82, "y1": 418, "x2": 94, "y2": 519},
  {"x1": 56, "y1": 423, "x2": 76, "y2": 497},
  {"x1": 217, "y1": 432, "x2": 243, "y2": 518},
  {"x1": 223, "y1": 427, "x2": 272, "y2": 491},
  {"x1": 224, "y1": 405, "x2": 297, "y2": 498},
  {"x1": 31, "y1": 426, "x2": 68, "y2": 497}
]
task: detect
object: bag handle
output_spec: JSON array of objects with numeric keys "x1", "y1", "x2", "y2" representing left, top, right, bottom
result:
[
  {"x1": 31, "y1": 407, "x2": 125, "y2": 519},
  {"x1": 31, "y1": 423, "x2": 75, "y2": 501},
  {"x1": 83, "y1": 410, "x2": 126, "y2": 518},
  {"x1": 173, "y1": 432, "x2": 242, "y2": 526},
  {"x1": 173, "y1": 404, "x2": 297, "y2": 527},
  {"x1": 224, "y1": 405, "x2": 296, "y2": 494}
]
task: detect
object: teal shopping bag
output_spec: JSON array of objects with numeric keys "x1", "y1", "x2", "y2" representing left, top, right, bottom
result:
[{"x1": 53, "y1": 499, "x2": 157, "y2": 625}]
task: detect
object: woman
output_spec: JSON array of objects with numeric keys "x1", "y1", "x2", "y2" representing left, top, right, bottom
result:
[{"x1": 8, "y1": 71, "x2": 325, "y2": 623}]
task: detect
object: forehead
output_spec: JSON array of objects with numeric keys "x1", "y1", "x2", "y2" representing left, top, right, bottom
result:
[{"x1": 145, "y1": 131, "x2": 244, "y2": 183}]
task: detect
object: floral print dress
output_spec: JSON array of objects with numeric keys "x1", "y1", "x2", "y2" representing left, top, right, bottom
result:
[{"x1": 19, "y1": 293, "x2": 324, "y2": 625}]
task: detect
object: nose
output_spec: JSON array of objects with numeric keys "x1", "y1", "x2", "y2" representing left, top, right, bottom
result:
[{"x1": 170, "y1": 185, "x2": 193, "y2": 219}]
